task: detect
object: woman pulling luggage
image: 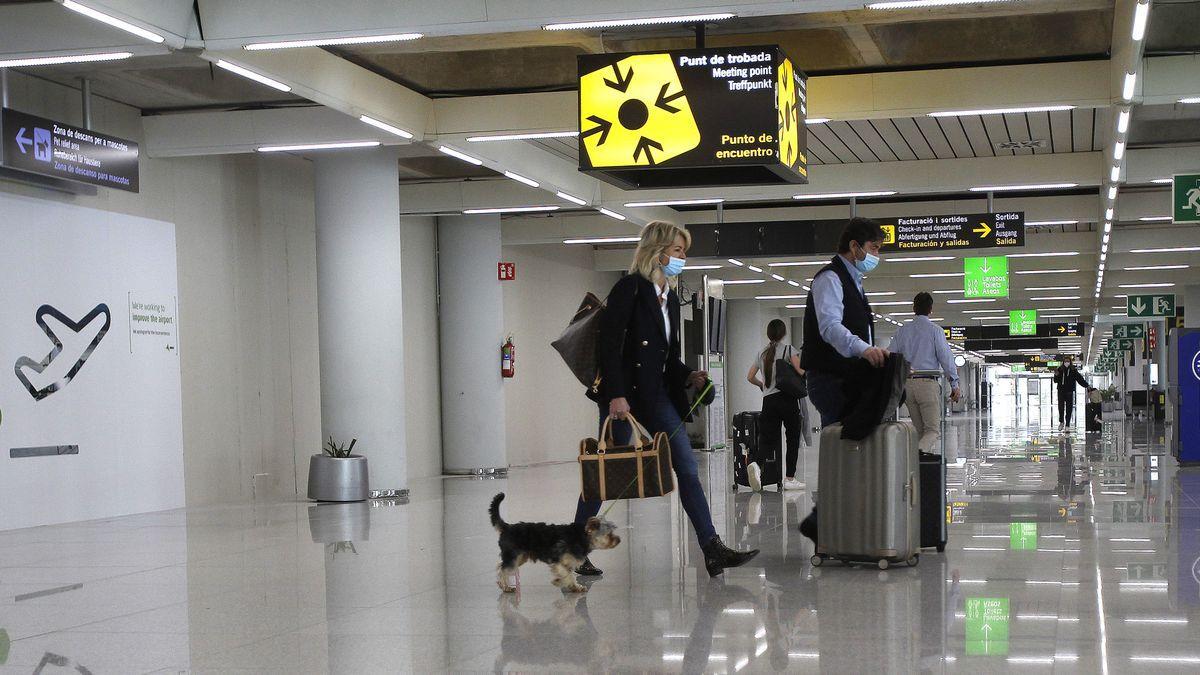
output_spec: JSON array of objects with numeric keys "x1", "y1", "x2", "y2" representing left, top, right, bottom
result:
[
  {"x1": 746, "y1": 319, "x2": 807, "y2": 492},
  {"x1": 571, "y1": 221, "x2": 759, "y2": 578}
]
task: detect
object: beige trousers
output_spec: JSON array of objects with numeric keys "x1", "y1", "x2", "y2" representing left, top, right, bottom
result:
[{"x1": 905, "y1": 378, "x2": 943, "y2": 452}]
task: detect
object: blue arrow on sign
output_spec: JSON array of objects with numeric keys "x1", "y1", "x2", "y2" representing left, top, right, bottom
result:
[{"x1": 15, "y1": 127, "x2": 33, "y2": 154}]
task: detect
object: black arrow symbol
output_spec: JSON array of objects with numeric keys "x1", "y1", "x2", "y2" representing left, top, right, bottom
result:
[
  {"x1": 633, "y1": 136, "x2": 663, "y2": 164},
  {"x1": 655, "y1": 82, "x2": 686, "y2": 113},
  {"x1": 605, "y1": 63, "x2": 633, "y2": 93},
  {"x1": 580, "y1": 115, "x2": 612, "y2": 145}
]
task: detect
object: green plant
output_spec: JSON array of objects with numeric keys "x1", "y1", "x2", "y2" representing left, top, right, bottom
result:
[{"x1": 323, "y1": 436, "x2": 358, "y2": 458}]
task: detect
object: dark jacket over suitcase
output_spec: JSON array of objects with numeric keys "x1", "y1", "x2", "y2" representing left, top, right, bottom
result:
[{"x1": 732, "y1": 411, "x2": 782, "y2": 490}]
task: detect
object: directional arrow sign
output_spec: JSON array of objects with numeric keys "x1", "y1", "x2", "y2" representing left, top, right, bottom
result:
[
  {"x1": 1114, "y1": 323, "x2": 1145, "y2": 339},
  {"x1": 1127, "y1": 294, "x2": 1175, "y2": 317},
  {"x1": 15, "y1": 126, "x2": 32, "y2": 154},
  {"x1": 964, "y1": 256, "x2": 1009, "y2": 298},
  {"x1": 973, "y1": 221, "x2": 992, "y2": 238},
  {"x1": 1107, "y1": 338, "x2": 1135, "y2": 351},
  {"x1": 1009, "y1": 309, "x2": 1037, "y2": 336}
]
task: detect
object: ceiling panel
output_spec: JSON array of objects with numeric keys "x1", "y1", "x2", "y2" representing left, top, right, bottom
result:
[
  {"x1": 1026, "y1": 111, "x2": 1053, "y2": 155},
  {"x1": 825, "y1": 121, "x2": 880, "y2": 162},
  {"x1": 959, "y1": 115, "x2": 996, "y2": 158},
  {"x1": 891, "y1": 118, "x2": 937, "y2": 160},
  {"x1": 870, "y1": 119, "x2": 918, "y2": 161},
  {"x1": 808, "y1": 124, "x2": 861, "y2": 164},
  {"x1": 848, "y1": 120, "x2": 899, "y2": 162},
  {"x1": 1071, "y1": 107, "x2": 1095, "y2": 154},
  {"x1": 1002, "y1": 112, "x2": 1035, "y2": 156},
  {"x1": 936, "y1": 116, "x2": 976, "y2": 158},
  {"x1": 914, "y1": 117, "x2": 956, "y2": 159},
  {"x1": 1048, "y1": 109, "x2": 1073, "y2": 154}
]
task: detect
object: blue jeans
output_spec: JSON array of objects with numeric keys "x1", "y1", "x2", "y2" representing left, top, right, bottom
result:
[
  {"x1": 575, "y1": 388, "x2": 718, "y2": 546},
  {"x1": 806, "y1": 371, "x2": 845, "y2": 428}
]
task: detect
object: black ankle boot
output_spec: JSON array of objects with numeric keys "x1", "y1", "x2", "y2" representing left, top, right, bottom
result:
[
  {"x1": 576, "y1": 558, "x2": 603, "y2": 576},
  {"x1": 799, "y1": 507, "x2": 818, "y2": 546},
  {"x1": 701, "y1": 536, "x2": 759, "y2": 577}
]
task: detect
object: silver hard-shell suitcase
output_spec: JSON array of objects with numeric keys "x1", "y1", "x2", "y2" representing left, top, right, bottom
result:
[{"x1": 811, "y1": 420, "x2": 920, "y2": 569}]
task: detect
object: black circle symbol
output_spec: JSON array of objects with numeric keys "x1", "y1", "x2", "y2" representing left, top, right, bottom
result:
[{"x1": 618, "y1": 99, "x2": 650, "y2": 130}]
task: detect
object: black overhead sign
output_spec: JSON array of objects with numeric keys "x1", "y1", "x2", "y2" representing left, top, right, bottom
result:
[
  {"x1": 689, "y1": 213, "x2": 1025, "y2": 258},
  {"x1": 944, "y1": 322, "x2": 1083, "y2": 341},
  {"x1": 965, "y1": 337, "x2": 1058, "y2": 351},
  {"x1": 878, "y1": 212, "x2": 1025, "y2": 252},
  {"x1": 578, "y1": 46, "x2": 808, "y2": 189},
  {"x1": 0, "y1": 107, "x2": 139, "y2": 192}
]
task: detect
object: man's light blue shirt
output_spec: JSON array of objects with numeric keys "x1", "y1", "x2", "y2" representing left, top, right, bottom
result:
[
  {"x1": 888, "y1": 314, "x2": 960, "y2": 387},
  {"x1": 811, "y1": 255, "x2": 872, "y2": 359}
]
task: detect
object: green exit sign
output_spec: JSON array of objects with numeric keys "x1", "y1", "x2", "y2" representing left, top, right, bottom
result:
[
  {"x1": 964, "y1": 256, "x2": 1009, "y2": 298},
  {"x1": 1174, "y1": 174, "x2": 1200, "y2": 224},
  {"x1": 1009, "y1": 309, "x2": 1037, "y2": 335},
  {"x1": 966, "y1": 597, "x2": 1010, "y2": 656}
]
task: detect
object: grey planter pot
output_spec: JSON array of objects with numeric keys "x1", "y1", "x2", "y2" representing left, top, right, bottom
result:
[{"x1": 307, "y1": 454, "x2": 369, "y2": 502}]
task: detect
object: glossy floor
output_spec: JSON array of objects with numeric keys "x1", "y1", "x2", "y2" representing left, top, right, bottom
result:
[{"x1": 1, "y1": 408, "x2": 1197, "y2": 673}]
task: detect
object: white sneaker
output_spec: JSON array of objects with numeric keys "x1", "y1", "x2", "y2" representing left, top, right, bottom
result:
[
  {"x1": 747, "y1": 462, "x2": 763, "y2": 492},
  {"x1": 783, "y1": 478, "x2": 805, "y2": 491}
]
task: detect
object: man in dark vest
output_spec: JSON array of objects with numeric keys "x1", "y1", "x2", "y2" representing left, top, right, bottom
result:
[
  {"x1": 801, "y1": 217, "x2": 890, "y2": 427},
  {"x1": 798, "y1": 217, "x2": 888, "y2": 546}
]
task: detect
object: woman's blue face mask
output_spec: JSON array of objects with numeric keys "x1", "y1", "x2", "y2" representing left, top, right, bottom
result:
[{"x1": 663, "y1": 256, "x2": 686, "y2": 277}]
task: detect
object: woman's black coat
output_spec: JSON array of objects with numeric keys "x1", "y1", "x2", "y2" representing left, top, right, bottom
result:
[{"x1": 596, "y1": 273, "x2": 694, "y2": 422}]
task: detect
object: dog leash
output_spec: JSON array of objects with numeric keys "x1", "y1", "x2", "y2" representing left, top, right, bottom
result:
[{"x1": 599, "y1": 381, "x2": 714, "y2": 518}]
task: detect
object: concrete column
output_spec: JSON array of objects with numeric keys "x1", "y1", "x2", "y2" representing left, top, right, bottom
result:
[
  {"x1": 315, "y1": 149, "x2": 407, "y2": 496},
  {"x1": 438, "y1": 215, "x2": 506, "y2": 474},
  {"x1": 1185, "y1": 284, "x2": 1200, "y2": 329}
]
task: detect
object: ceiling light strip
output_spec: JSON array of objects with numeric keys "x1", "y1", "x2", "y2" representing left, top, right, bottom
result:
[
  {"x1": 62, "y1": 1, "x2": 165, "y2": 43},
  {"x1": 359, "y1": 115, "x2": 414, "y2": 139},
  {"x1": 543, "y1": 13, "x2": 735, "y2": 30},
  {"x1": 215, "y1": 59, "x2": 292, "y2": 92},
  {"x1": 0, "y1": 51, "x2": 133, "y2": 68},
  {"x1": 244, "y1": 33, "x2": 422, "y2": 50}
]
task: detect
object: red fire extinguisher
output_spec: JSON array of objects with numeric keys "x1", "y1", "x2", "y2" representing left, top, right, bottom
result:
[{"x1": 501, "y1": 336, "x2": 516, "y2": 378}]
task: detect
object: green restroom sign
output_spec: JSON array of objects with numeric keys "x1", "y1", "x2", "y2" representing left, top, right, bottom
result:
[
  {"x1": 1009, "y1": 309, "x2": 1037, "y2": 335},
  {"x1": 966, "y1": 597, "x2": 1010, "y2": 656},
  {"x1": 1175, "y1": 173, "x2": 1200, "y2": 224},
  {"x1": 964, "y1": 256, "x2": 1009, "y2": 298},
  {"x1": 1010, "y1": 522, "x2": 1037, "y2": 550}
]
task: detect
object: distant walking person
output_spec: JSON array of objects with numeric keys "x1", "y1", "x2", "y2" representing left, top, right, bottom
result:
[
  {"x1": 746, "y1": 319, "x2": 806, "y2": 491},
  {"x1": 1053, "y1": 355, "x2": 1089, "y2": 432},
  {"x1": 887, "y1": 292, "x2": 962, "y2": 452}
]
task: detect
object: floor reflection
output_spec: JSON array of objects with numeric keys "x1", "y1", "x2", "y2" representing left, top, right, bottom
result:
[{"x1": 0, "y1": 407, "x2": 1198, "y2": 672}]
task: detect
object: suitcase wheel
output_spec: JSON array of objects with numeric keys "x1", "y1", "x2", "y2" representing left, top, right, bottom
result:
[
  {"x1": 877, "y1": 559, "x2": 889, "y2": 570},
  {"x1": 906, "y1": 555, "x2": 919, "y2": 567},
  {"x1": 810, "y1": 555, "x2": 823, "y2": 567},
  {"x1": 936, "y1": 543, "x2": 946, "y2": 553}
]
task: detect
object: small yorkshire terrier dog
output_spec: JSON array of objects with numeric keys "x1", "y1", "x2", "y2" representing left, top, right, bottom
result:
[{"x1": 490, "y1": 493, "x2": 621, "y2": 593}]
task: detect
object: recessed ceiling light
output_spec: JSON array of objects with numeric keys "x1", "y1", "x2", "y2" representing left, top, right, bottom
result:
[
  {"x1": 556, "y1": 191, "x2": 587, "y2": 206},
  {"x1": 963, "y1": 308, "x2": 1004, "y2": 313},
  {"x1": 933, "y1": 289, "x2": 964, "y2": 294},
  {"x1": 1005, "y1": 251, "x2": 1080, "y2": 258},
  {"x1": 911, "y1": 272, "x2": 964, "y2": 278},
  {"x1": 728, "y1": 259, "x2": 744, "y2": 266},
  {"x1": 685, "y1": 264, "x2": 722, "y2": 270},
  {"x1": 465, "y1": 205, "x2": 560, "y2": 214},
  {"x1": 756, "y1": 295, "x2": 807, "y2": 300},
  {"x1": 1117, "y1": 110, "x2": 1131, "y2": 133},
  {"x1": 359, "y1": 115, "x2": 414, "y2": 139},
  {"x1": 891, "y1": 255, "x2": 956, "y2": 262},
  {"x1": 865, "y1": 291, "x2": 897, "y2": 297},
  {"x1": 970, "y1": 183, "x2": 1077, "y2": 192},
  {"x1": 1139, "y1": 216, "x2": 1172, "y2": 222},
  {"x1": 722, "y1": 279, "x2": 767, "y2": 285},
  {"x1": 1123, "y1": 264, "x2": 1188, "y2": 271},
  {"x1": 1114, "y1": 141, "x2": 1126, "y2": 161},
  {"x1": 62, "y1": 1, "x2": 165, "y2": 43},
  {"x1": 1026, "y1": 286, "x2": 1080, "y2": 291},
  {"x1": 1104, "y1": 221, "x2": 1113, "y2": 234},
  {"x1": 467, "y1": 131, "x2": 578, "y2": 142},
  {"x1": 794, "y1": 190, "x2": 897, "y2": 200},
  {"x1": 597, "y1": 208, "x2": 626, "y2": 221},
  {"x1": 1029, "y1": 296, "x2": 1081, "y2": 301},
  {"x1": 1132, "y1": 1, "x2": 1150, "y2": 40},
  {"x1": 0, "y1": 51, "x2": 135, "y2": 68},
  {"x1": 561, "y1": 234, "x2": 640, "y2": 244},
  {"x1": 1109, "y1": 185, "x2": 1120, "y2": 200},
  {"x1": 257, "y1": 140, "x2": 381, "y2": 152},
  {"x1": 244, "y1": 33, "x2": 422, "y2": 50},
  {"x1": 1180, "y1": 97, "x2": 1200, "y2": 104},
  {"x1": 623, "y1": 198, "x2": 724, "y2": 207},
  {"x1": 1015, "y1": 269, "x2": 1080, "y2": 275},
  {"x1": 1026, "y1": 220, "x2": 1080, "y2": 227},
  {"x1": 928, "y1": 105, "x2": 1073, "y2": 117},
  {"x1": 867, "y1": 0, "x2": 1017, "y2": 7},
  {"x1": 215, "y1": 59, "x2": 292, "y2": 91},
  {"x1": 1118, "y1": 282, "x2": 1175, "y2": 288},
  {"x1": 1123, "y1": 72, "x2": 1137, "y2": 101},
  {"x1": 771, "y1": 274, "x2": 786, "y2": 282},
  {"x1": 1131, "y1": 246, "x2": 1200, "y2": 253},
  {"x1": 768, "y1": 260, "x2": 827, "y2": 267},
  {"x1": 1151, "y1": 178, "x2": 1174, "y2": 184},
  {"x1": 788, "y1": 280, "x2": 801, "y2": 287},
  {"x1": 872, "y1": 300, "x2": 913, "y2": 306},
  {"x1": 503, "y1": 171, "x2": 539, "y2": 188},
  {"x1": 1110, "y1": 166, "x2": 1121, "y2": 182},
  {"x1": 543, "y1": 12, "x2": 735, "y2": 30},
  {"x1": 806, "y1": 118, "x2": 831, "y2": 124},
  {"x1": 438, "y1": 145, "x2": 484, "y2": 165},
  {"x1": 1106, "y1": 207, "x2": 1116, "y2": 220},
  {"x1": 747, "y1": 264, "x2": 763, "y2": 273},
  {"x1": 946, "y1": 299, "x2": 996, "y2": 304}
]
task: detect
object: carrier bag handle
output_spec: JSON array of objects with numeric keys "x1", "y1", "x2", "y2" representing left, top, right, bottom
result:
[{"x1": 597, "y1": 413, "x2": 652, "y2": 453}]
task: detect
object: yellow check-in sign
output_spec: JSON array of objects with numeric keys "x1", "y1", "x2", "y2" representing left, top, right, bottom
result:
[{"x1": 580, "y1": 53, "x2": 701, "y2": 167}]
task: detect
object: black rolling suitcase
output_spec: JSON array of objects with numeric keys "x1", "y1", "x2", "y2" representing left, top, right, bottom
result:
[
  {"x1": 1085, "y1": 401, "x2": 1102, "y2": 433},
  {"x1": 919, "y1": 451, "x2": 946, "y2": 552},
  {"x1": 732, "y1": 411, "x2": 782, "y2": 490}
]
